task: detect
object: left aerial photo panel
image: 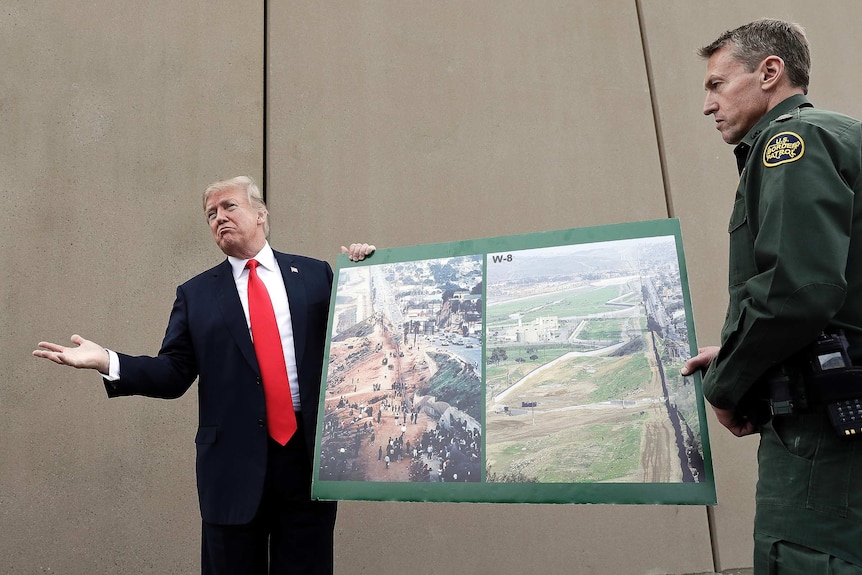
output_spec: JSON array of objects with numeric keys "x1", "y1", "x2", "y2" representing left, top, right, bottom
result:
[{"x1": 319, "y1": 255, "x2": 484, "y2": 484}]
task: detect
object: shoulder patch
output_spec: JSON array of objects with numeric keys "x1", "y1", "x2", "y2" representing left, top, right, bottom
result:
[{"x1": 762, "y1": 131, "x2": 804, "y2": 167}]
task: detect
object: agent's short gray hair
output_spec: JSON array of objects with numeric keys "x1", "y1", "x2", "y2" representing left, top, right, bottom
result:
[{"x1": 698, "y1": 18, "x2": 810, "y2": 95}]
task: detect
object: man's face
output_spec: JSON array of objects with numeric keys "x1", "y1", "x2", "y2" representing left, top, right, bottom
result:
[
  {"x1": 205, "y1": 186, "x2": 266, "y2": 259},
  {"x1": 703, "y1": 45, "x2": 769, "y2": 145}
]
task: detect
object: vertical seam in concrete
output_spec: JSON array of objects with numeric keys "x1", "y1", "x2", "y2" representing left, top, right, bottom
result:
[
  {"x1": 635, "y1": 0, "x2": 675, "y2": 219},
  {"x1": 636, "y1": 1, "x2": 721, "y2": 571},
  {"x1": 262, "y1": 0, "x2": 269, "y2": 201},
  {"x1": 707, "y1": 505, "x2": 722, "y2": 572}
]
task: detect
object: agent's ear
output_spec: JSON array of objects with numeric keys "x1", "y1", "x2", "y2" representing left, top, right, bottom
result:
[{"x1": 760, "y1": 55, "x2": 785, "y2": 90}]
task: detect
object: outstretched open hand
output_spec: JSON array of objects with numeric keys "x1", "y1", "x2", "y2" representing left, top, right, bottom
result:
[{"x1": 33, "y1": 334, "x2": 110, "y2": 373}]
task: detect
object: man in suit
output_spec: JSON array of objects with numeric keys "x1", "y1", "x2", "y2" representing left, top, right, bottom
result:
[{"x1": 33, "y1": 175, "x2": 375, "y2": 575}]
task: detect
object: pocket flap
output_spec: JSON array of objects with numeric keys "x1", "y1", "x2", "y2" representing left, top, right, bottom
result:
[{"x1": 195, "y1": 426, "x2": 217, "y2": 445}]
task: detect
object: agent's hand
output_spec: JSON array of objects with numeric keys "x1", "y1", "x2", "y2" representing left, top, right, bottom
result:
[
  {"x1": 712, "y1": 405, "x2": 758, "y2": 437},
  {"x1": 680, "y1": 346, "x2": 720, "y2": 376},
  {"x1": 341, "y1": 243, "x2": 376, "y2": 262},
  {"x1": 33, "y1": 334, "x2": 110, "y2": 374}
]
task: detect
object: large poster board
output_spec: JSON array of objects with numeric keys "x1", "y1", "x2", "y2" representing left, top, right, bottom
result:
[{"x1": 313, "y1": 219, "x2": 715, "y2": 505}]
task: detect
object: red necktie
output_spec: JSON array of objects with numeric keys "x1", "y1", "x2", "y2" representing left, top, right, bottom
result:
[{"x1": 246, "y1": 259, "x2": 297, "y2": 445}]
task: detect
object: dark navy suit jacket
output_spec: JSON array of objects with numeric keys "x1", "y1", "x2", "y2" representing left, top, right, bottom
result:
[{"x1": 104, "y1": 250, "x2": 333, "y2": 525}]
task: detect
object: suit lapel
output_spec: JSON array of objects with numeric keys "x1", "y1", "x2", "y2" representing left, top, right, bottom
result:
[
  {"x1": 213, "y1": 259, "x2": 260, "y2": 375},
  {"x1": 276, "y1": 252, "x2": 308, "y2": 370}
]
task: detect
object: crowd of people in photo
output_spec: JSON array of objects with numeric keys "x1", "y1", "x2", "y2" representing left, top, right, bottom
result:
[
  {"x1": 407, "y1": 414, "x2": 482, "y2": 483},
  {"x1": 320, "y1": 382, "x2": 482, "y2": 483}
]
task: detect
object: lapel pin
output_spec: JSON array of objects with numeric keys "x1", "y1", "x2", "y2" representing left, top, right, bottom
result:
[{"x1": 291, "y1": 267, "x2": 299, "y2": 273}]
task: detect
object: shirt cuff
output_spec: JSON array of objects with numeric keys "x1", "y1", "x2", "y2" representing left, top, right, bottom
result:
[{"x1": 104, "y1": 349, "x2": 121, "y2": 381}]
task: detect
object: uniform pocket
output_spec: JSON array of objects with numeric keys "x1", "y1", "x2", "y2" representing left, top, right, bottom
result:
[
  {"x1": 768, "y1": 415, "x2": 818, "y2": 460},
  {"x1": 760, "y1": 415, "x2": 854, "y2": 518},
  {"x1": 727, "y1": 196, "x2": 757, "y2": 288},
  {"x1": 727, "y1": 196, "x2": 747, "y2": 233},
  {"x1": 756, "y1": 417, "x2": 816, "y2": 512}
]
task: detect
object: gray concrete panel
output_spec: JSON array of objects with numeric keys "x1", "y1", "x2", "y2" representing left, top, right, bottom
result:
[
  {"x1": 267, "y1": 2, "x2": 712, "y2": 575},
  {"x1": 266, "y1": 0, "x2": 670, "y2": 261},
  {"x1": 1, "y1": 1, "x2": 263, "y2": 573}
]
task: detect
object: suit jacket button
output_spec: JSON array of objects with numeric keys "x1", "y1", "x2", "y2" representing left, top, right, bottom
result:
[{"x1": 258, "y1": 419, "x2": 265, "y2": 428}]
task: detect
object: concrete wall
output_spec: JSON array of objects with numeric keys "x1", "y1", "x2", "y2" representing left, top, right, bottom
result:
[
  {"x1": 2, "y1": 2, "x2": 262, "y2": 573},
  {"x1": 4, "y1": 1, "x2": 862, "y2": 573}
]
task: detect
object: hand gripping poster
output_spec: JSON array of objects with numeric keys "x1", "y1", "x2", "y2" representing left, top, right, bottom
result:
[{"x1": 313, "y1": 219, "x2": 716, "y2": 505}]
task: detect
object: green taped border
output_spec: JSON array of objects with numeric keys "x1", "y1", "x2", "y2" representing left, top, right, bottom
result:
[{"x1": 314, "y1": 218, "x2": 715, "y2": 505}]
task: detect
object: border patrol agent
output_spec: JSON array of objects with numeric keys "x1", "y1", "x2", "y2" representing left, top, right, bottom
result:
[{"x1": 683, "y1": 19, "x2": 862, "y2": 574}]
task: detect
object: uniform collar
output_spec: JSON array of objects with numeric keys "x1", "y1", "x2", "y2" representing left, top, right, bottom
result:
[{"x1": 733, "y1": 94, "x2": 813, "y2": 173}]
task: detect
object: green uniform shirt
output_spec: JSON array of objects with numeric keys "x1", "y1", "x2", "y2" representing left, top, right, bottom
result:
[{"x1": 703, "y1": 94, "x2": 862, "y2": 410}]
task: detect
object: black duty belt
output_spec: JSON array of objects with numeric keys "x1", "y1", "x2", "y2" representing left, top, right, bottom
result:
[{"x1": 751, "y1": 331, "x2": 862, "y2": 438}]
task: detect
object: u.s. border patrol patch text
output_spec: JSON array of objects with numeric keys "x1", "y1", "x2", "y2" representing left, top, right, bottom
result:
[{"x1": 763, "y1": 132, "x2": 805, "y2": 167}]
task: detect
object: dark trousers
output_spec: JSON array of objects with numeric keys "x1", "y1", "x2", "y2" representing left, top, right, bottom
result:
[
  {"x1": 755, "y1": 414, "x2": 862, "y2": 572},
  {"x1": 754, "y1": 535, "x2": 862, "y2": 574},
  {"x1": 201, "y1": 422, "x2": 337, "y2": 575}
]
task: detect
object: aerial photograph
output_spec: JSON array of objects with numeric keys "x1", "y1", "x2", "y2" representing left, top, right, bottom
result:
[
  {"x1": 319, "y1": 256, "x2": 484, "y2": 483},
  {"x1": 484, "y1": 236, "x2": 705, "y2": 485},
  {"x1": 317, "y1": 232, "x2": 707, "y2": 493}
]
